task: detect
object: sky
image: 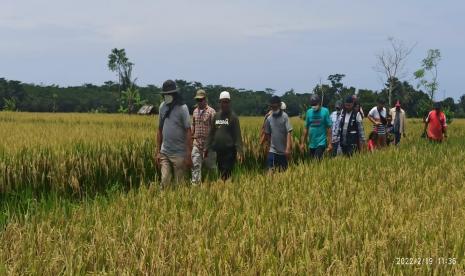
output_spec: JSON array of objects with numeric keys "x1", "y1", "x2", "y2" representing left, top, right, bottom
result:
[{"x1": 1, "y1": 0, "x2": 464, "y2": 100}]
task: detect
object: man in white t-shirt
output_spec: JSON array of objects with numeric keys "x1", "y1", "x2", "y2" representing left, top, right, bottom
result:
[{"x1": 368, "y1": 98, "x2": 387, "y2": 147}]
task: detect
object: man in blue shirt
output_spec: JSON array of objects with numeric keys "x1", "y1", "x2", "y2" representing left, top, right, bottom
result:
[{"x1": 300, "y1": 94, "x2": 332, "y2": 160}]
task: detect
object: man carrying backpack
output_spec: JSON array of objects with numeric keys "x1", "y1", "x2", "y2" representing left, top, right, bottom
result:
[{"x1": 155, "y1": 80, "x2": 192, "y2": 187}]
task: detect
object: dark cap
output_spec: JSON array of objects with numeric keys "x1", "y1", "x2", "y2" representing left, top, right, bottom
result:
[
  {"x1": 310, "y1": 94, "x2": 321, "y2": 106},
  {"x1": 344, "y1": 95, "x2": 354, "y2": 104},
  {"x1": 161, "y1": 80, "x2": 178, "y2": 94},
  {"x1": 270, "y1": 95, "x2": 281, "y2": 104}
]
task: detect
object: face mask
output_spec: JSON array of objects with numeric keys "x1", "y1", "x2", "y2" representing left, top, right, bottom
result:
[
  {"x1": 272, "y1": 110, "x2": 282, "y2": 117},
  {"x1": 164, "y1": 95, "x2": 174, "y2": 104}
]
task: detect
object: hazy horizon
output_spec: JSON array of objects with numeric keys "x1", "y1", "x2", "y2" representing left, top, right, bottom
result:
[{"x1": 1, "y1": 0, "x2": 464, "y2": 100}]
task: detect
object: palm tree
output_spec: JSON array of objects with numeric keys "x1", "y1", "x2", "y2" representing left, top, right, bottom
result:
[{"x1": 107, "y1": 48, "x2": 134, "y2": 97}]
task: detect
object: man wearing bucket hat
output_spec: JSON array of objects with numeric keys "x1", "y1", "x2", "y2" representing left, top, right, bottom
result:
[
  {"x1": 191, "y1": 89, "x2": 216, "y2": 185},
  {"x1": 155, "y1": 80, "x2": 192, "y2": 187},
  {"x1": 205, "y1": 91, "x2": 243, "y2": 181},
  {"x1": 300, "y1": 94, "x2": 332, "y2": 160},
  {"x1": 389, "y1": 100, "x2": 407, "y2": 145}
]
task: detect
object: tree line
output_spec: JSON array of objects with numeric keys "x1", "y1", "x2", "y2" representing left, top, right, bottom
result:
[
  {"x1": 1, "y1": 43, "x2": 464, "y2": 119},
  {"x1": 1, "y1": 76, "x2": 464, "y2": 119}
]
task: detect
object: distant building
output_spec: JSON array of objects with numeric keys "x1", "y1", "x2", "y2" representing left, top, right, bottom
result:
[{"x1": 137, "y1": 105, "x2": 156, "y2": 115}]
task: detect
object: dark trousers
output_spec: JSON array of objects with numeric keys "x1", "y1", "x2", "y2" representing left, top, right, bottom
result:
[
  {"x1": 341, "y1": 144, "x2": 358, "y2": 157},
  {"x1": 394, "y1": 131, "x2": 401, "y2": 145},
  {"x1": 267, "y1": 152, "x2": 288, "y2": 171},
  {"x1": 331, "y1": 143, "x2": 339, "y2": 157},
  {"x1": 309, "y1": 146, "x2": 326, "y2": 160},
  {"x1": 216, "y1": 148, "x2": 236, "y2": 181}
]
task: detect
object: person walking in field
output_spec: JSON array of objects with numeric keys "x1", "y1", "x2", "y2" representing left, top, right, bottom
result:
[
  {"x1": 330, "y1": 100, "x2": 342, "y2": 157},
  {"x1": 264, "y1": 96, "x2": 293, "y2": 172},
  {"x1": 191, "y1": 89, "x2": 216, "y2": 185},
  {"x1": 205, "y1": 91, "x2": 243, "y2": 181},
  {"x1": 300, "y1": 94, "x2": 332, "y2": 160},
  {"x1": 424, "y1": 102, "x2": 448, "y2": 142},
  {"x1": 260, "y1": 101, "x2": 288, "y2": 153},
  {"x1": 368, "y1": 98, "x2": 388, "y2": 147},
  {"x1": 335, "y1": 96, "x2": 366, "y2": 156},
  {"x1": 389, "y1": 100, "x2": 406, "y2": 145},
  {"x1": 155, "y1": 80, "x2": 193, "y2": 187}
]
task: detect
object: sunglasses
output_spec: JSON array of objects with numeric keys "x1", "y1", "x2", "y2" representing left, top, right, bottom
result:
[{"x1": 196, "y1": 98, "x2": 205, "y2": 102}]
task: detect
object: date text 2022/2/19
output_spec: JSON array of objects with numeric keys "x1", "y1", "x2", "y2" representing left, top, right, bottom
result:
[{"x1": 395, "y1": 257, "x2": 457, "y2": 265}]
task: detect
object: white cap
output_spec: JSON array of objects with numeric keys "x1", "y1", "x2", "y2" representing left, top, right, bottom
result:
[
  {"x1": 219, "y1": 91, "x2": 231, "y2": 100},
  {"x1": 281, "y1": 101, "x2": 287, "y2": 110}
]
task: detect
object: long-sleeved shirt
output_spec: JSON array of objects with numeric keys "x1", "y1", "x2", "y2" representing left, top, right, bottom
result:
[
  {"x1": 330, "y1": 110, "x2": 341, "y2": 144},
  {"x1": 192, "y1": 105, "x2": 216, "y2": 150},
  {"x1": 206, "y1": 111, "x2": 243, "y2": 153}
]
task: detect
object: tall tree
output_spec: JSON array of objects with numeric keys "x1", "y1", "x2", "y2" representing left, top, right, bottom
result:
[
  {"x1": 374, "y1": 37, "x2": 415, "y2": 107},
  {"x1": 107, "y1": 48, "x2": 134, "y2": 96},
  {"x1": 327, "y1": 74, "x2": 345, "y2": 96},
  {"x1": 414, "y1": 49, "x2": 441, "y2": 102}
]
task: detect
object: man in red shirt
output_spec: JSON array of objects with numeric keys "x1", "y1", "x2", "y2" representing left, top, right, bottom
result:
[{"x1": 425, "y1": 102, "x2": 448, "y2": 142}]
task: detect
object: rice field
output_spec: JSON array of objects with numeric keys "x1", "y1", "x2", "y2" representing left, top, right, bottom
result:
[{"x1": 1, "y1": 112, "x2": 465, "y2": 274}]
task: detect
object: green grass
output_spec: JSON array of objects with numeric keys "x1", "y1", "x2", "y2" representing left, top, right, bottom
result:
[{"x1": 1, "y1": 113, "x2": 465, "y2": 274}]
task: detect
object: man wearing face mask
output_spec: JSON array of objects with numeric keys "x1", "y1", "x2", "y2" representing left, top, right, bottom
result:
[
  {"x1": 264, "y1": 96, "x2": 293, "y2": 172},
  {"x1": 205, "y1": 91, "x2": 243, "y2": 181},
  {"x1": 155, "y1": 80, "x2": 193, "y2": 187},
  {"x1": 300, "y1": 94, "x2": 332, "y2": 160},
  {"x1": 389, "y1": 100, "x2": 406, "y2": 145},
  {"x1": 330, "y1": 100, "x2": 342, "y2": 157},
  {"x1": 191, "y1": 89, "x2": 216, "y2": 185},
  {"x1": 336, "y1": 96, "x2": 366, "y2": 156}
]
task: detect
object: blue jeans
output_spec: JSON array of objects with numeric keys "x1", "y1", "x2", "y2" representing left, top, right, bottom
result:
[{"x1": 267, "y1": 152, "x2": 288, "y2": 171}]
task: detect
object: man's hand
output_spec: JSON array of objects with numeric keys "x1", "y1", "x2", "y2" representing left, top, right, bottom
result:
[
  {"x1": 155, "y1": 152, "x2": 161, "y2": 167},
  {"x1": 326, "y1": 143, "x2": 333, "y2": 152},
  {"x1": 299, "y1": 143, "x2": 306, "y2": 153},
  {"x1": 285, "y1": 149, "x2": 291, "y2": 160},
  {"x1": 203, "y1": 150, "x2": 209, "y2": 159}
]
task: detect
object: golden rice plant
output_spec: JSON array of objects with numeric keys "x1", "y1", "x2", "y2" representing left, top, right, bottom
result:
[{"x1": 1, "y1": 112, "x2": 465, "y2": 274}]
